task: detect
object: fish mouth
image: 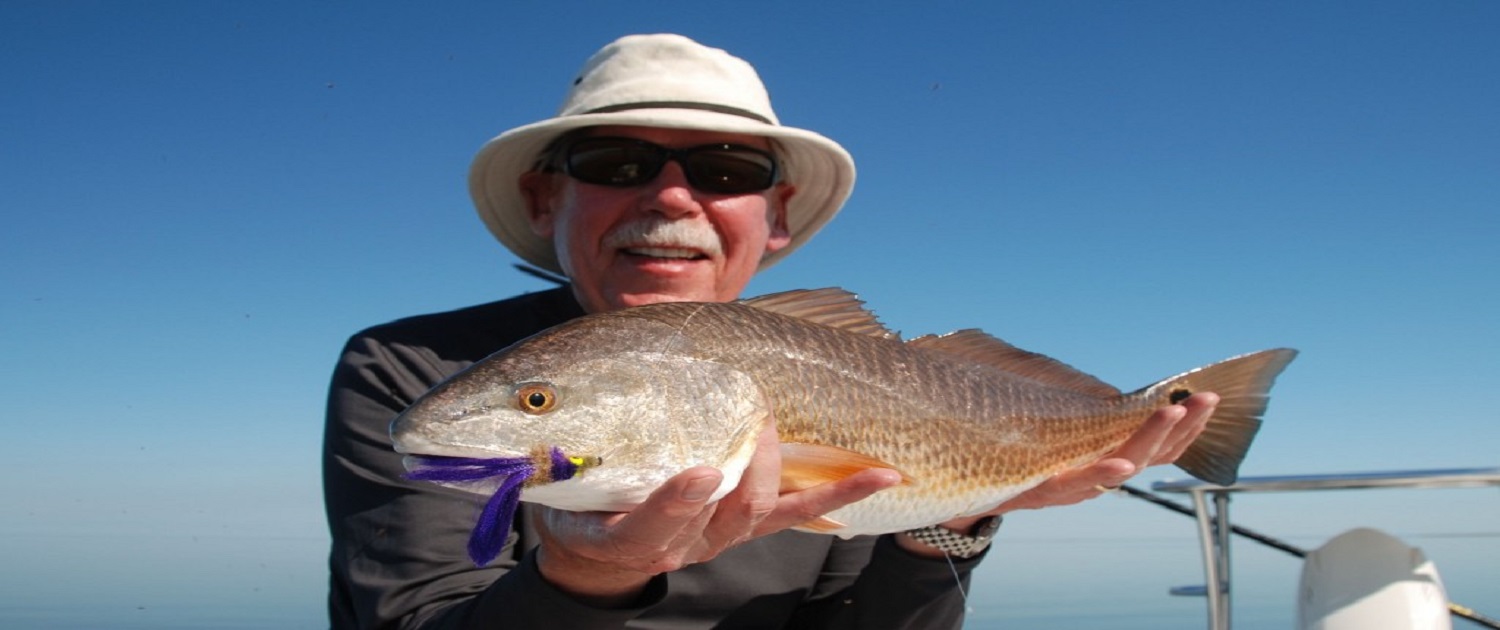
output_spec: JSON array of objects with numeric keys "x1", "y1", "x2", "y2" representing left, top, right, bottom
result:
[
  {"x1": 399, "y1": 451, "x2": 512, "y2": 474},
  {"x1": 402, "y1": 446, "x2": 601, "y2": 482},
  {"x1": 391, "y1": 433, "x2": 525, "y2": 461}
]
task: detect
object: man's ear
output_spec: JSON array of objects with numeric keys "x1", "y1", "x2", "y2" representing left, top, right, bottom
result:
[
  {"x1": 764, "y1": 183, "x2": 796, "y2": 252},
  {"x1": 519, "y1": 171, "x2": 557, "y2": 237}
]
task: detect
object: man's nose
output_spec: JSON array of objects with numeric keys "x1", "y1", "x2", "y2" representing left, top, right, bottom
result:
[{"x1": 643, "y1": 161, "x2": 701, "y2": 218}]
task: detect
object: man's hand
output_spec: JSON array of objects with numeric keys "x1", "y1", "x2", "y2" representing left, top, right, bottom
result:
[
  {"x1": 897, "y1": 392, "x2": 1220, "y2": 557},
  {"x1": 1000, "y1": 391, "x2": 1220, "y2": 511},
  {"x1": 534, "y1": 418, "x2": 902, "y2": 606}
]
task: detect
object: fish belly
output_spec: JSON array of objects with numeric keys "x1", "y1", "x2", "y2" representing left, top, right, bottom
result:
[{"x1": 812, "y1": 480, "x2": 1042, "y2": 537}]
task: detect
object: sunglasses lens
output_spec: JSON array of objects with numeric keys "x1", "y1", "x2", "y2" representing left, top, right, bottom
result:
[
  {"x1": 566, "y1": 141, "x2": 660, "y2": 187},
  {"x1": 564, "y1": 139, "x2": 776, "y2": 194},
  {"x1": 685, "y1": 149, "x2": 776, "y2": 194}
]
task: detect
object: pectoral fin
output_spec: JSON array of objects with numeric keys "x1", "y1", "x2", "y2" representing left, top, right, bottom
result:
[
  {"x1": 793, "y1": 515, "x2": 848, "y2": 533},
  {"x1": 778, "y1": 443, "x2": 911, "y2": 493}
]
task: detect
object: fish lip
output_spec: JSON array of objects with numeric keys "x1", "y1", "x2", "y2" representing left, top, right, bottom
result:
[
  {"x1": 390, "y1": 428, "x2": 526, "y2": 459},
  {"x1": 393, "y1": 441, "x2": 526, "y2": 460}
]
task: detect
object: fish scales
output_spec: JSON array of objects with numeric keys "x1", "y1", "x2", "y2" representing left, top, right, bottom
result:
[
  {"x1": 392, "y1": 288, "x2": 1297, "y2": 538},
  {"x1": 616, "y1": 300, "x2": 1161, "y2": 528}
]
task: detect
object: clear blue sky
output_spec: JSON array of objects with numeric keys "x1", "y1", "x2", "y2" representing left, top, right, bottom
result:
[{"x1": 2, "y1": 2, "x2": 1496, "y2": 627}]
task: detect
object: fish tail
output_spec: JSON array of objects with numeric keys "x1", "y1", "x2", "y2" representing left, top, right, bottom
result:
[{"x1": 1145, "y1": 348, "x2": 1298, "y2": 486}]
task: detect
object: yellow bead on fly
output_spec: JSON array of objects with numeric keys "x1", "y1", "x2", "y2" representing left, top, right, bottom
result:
[
  {"x1": 527, "y1": 447, "x2": 603, "y2": 485},
  {"x1": 568, "y1": 454, "x2": 603, "y2": 470}
]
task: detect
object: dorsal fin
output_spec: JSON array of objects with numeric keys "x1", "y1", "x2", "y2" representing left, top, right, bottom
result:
[
  {"x1": 907, "y1": 330, "x2": 1121, "y2": 397},
  {"x1": 740, "y1": 288, "x2": 899, "y2": 339}
]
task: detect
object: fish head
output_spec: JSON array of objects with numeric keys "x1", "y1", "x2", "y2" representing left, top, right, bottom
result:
[{"x1": 391, "y1": 317, "x2": 768, "y2": 512}]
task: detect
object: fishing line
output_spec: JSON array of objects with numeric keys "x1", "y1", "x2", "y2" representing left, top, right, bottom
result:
[
  {"x1": 941, "y1": 551, "x2": 973, "y2": 613},
  {"x1": 512, "y1": 263, "x2": 567, "y2": 285}
]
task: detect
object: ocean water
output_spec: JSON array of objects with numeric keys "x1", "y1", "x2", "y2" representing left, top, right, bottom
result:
[
  {"x1": 2, "y1": 506, "x2": 1495, "y2": 628},
  {"x1": 0, "y1": 532, "x2": 327, "y2": 630}
]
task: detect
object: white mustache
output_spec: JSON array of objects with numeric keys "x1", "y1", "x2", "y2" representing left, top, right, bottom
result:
[{"x1": 603, "y1": 219, "x2": 723, "y2": 257}]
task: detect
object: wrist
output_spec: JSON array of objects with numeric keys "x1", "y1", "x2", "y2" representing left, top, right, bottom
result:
[
  {"x1": 535, "y1": 545, "x2": 653, "y2": 607},
  {"x1": 897, "y1": 515, "x2": 1002, "y2": 559}
]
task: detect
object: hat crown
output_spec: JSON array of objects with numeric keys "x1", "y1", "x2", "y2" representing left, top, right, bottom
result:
[{"x1": 559, "y1": 34, "x2": 780, "y2": 125}]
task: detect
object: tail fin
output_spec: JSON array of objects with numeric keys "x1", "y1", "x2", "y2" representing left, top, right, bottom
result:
[{"x1": 1148, "y1": 348, "x2": 1298, "y2": 486}]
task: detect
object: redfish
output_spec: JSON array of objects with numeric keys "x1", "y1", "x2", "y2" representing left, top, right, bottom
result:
[{"x1": 391, "y1": 288, "x2": 1296, "y2": 565}]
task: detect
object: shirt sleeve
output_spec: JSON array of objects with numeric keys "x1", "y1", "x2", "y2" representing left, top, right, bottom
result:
[
  {"x1": 786, "y1": 535, "x2": 985, "y2": 629},
  {"x1": 322, "y1": 332, "x2": 664, "y2": 629}
]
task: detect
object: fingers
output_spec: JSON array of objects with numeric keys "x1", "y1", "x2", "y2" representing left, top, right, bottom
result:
[
  {"x1": 1157, "y1": 392, "x2": 1217, "y2": 463},
  {"x1": 699, "y1": 420, "x2": 782, "y2": 550},
  {"x1": 622, "y1": 467, "x2": 725, "y2": 532},
  {"x1": 703, "y1": 419, "x2": 903, "y2": 546},
  {"x1": 1112, "y1": 405, "x2": 1183, "y2": 467},
  {"x1": 754, "y1": 467, "x2": 903, "y2": 536},
  {"x1": 542, "y1": 465, "x2": 725, "y2": 571},
  {"x1": 537, "y1": 419, "x2": 786, "y2": 579},
  {"x1": 1110, "y1": 391, "x2": 1218, "y2": 468},
  {"x1": 997, "y1": 392, "x2": 1223, "y2": 513},
  {"x1": 532, "y1": 470, "x2": 728, "y2": 605},
  {"x1": 997, "y1": 458, "x2": 1135, "y2": 512},
  {"x1": 717, "y1": 420, "x2": 783, "y2": 523}
]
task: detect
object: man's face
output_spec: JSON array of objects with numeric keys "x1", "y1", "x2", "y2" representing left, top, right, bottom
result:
[{"x1": 522, "y1": 126, "x2": 796, "y2": 314}]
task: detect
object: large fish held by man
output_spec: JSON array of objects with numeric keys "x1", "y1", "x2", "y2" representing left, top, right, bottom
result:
[{"x1": 391, "y1": 288, "x2": 1296, "y2": 565}]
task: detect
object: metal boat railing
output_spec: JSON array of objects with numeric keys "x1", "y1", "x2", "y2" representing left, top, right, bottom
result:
[{"x1": 1150, "y1": 467, "x2": 1500, "y2": 630}]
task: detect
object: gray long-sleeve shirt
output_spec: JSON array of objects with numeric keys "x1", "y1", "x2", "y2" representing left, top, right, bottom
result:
[{"x1": 323, "y1": 287, "x2": 984, "y2": 629}]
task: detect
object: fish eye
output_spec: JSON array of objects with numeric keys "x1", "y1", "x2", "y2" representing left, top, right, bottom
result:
[{"x1": 515, "y1": 383, "x2": 558, "y2": 415}]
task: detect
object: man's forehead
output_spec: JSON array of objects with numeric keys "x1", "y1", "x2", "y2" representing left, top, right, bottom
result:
[{"x1": 578, "y1": 125, "x2": 773, "y2": 150}]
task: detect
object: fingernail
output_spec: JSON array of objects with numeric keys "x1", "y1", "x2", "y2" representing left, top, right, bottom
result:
[{"x1": 681, "y1": 476, "x2": 719, "y2": 502}]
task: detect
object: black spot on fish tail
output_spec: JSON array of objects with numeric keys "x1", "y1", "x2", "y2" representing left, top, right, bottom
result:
[
  {"x1": 1170, "y1": 348, "x2": 1297, "y2": 486},
  {"x1": 1169, "y1": 389, "x2": 1192, "y2": 404}
]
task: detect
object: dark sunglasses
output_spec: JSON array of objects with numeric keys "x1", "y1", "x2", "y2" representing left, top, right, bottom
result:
[{"x1": 556, "y1": 137, "x2": 779, "y2": 195}]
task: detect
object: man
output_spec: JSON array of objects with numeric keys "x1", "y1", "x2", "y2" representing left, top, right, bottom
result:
[{"x1": 323, "y1": 33, "x2": 1218, "y2": 629}]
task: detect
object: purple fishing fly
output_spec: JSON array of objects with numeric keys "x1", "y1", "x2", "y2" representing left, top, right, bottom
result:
[{"x1": 404, "y1": 447, "x2": 581, "y2": 566}]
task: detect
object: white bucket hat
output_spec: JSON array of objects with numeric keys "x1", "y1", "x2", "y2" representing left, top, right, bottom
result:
[{"x1": 468, "y1": 33, "x2": 856, "y2": 274}]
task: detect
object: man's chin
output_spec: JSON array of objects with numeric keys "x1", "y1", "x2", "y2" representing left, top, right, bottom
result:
[
  {"x1": 578, "y1": 257, "x2": 749, "y2": 311},
  {"x1": 611, "y1": 288, "x2": 710, "y2": 309}
]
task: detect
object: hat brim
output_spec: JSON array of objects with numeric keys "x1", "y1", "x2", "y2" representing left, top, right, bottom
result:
[{"x1": 468, "y1": 107, "x2": 855, "y2": 275}]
